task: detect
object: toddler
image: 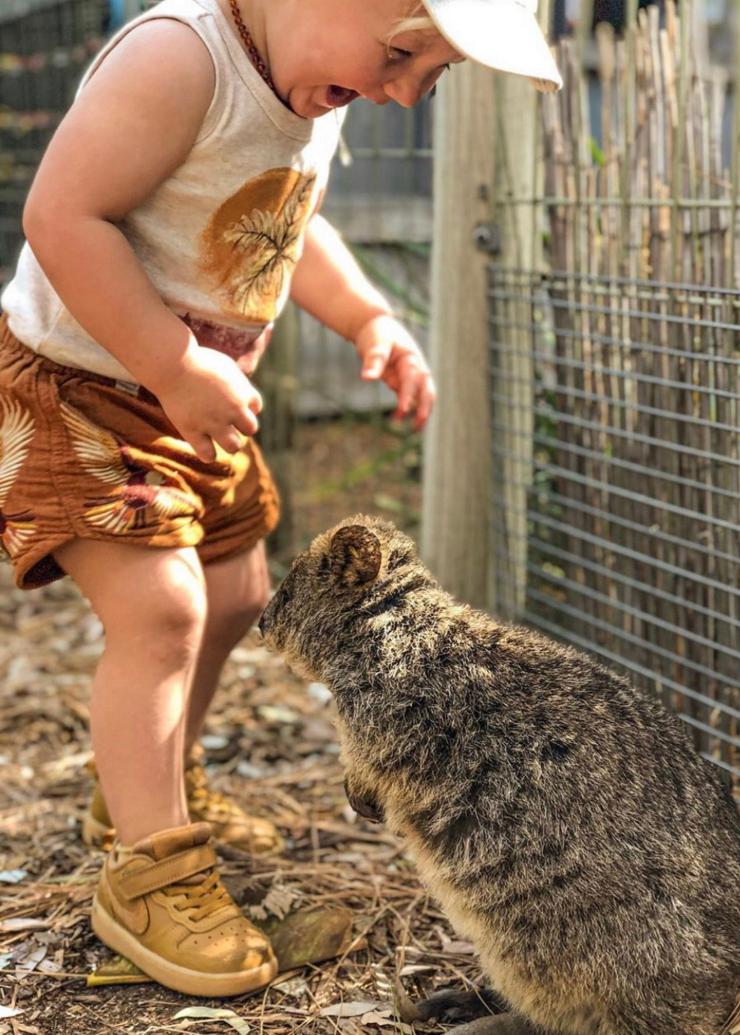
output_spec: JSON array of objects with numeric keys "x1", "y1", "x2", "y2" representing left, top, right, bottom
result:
[{"x1": 0, "y1": 0, "x2": 560, "y2": 998}]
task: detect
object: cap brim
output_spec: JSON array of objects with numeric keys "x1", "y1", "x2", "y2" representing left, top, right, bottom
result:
[{"x1": 421, "y1": 0, "x2": 563, "y2": 92}]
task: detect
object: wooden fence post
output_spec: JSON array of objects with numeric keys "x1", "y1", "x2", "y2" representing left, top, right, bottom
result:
[
  {"x1": 488, "y1": 73, "x2": 540, "y2": 620},
  {"x1": 420, "y1": 64, "x2": 497, "y2": 609}
]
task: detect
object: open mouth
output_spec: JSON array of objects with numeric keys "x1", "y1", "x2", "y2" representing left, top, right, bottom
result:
[{"x1": 325, "y1": 85, "x2": 359, "y2": 109}]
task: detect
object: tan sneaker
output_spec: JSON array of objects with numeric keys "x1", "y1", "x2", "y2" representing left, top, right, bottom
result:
[
  {"x1": 83, "y1": 777, "x2": 116, "y2": 850},
  {"x1": 82, "y1": 747, "x2": 284, "y2": 856},
  {"x1": 185, "y1": 745, "x2": 284, "y2": 856},
  {"x1": 92, "y1": 821, "x2": 277, "y2": 997}
]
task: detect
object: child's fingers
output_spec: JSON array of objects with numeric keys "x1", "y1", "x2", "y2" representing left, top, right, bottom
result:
[
  {"x1": 209, "y1": 422, "x2": 256, "y2": 455},
  {"x1": 393, "y1": 371, "x2": 418, "y2": 420},
  {"x1": 187, "y1": 409, "x2": 259, "y2": 459},
  {"x1": 188, "y1": 431, "x2": 217, "y2": 462},
  {"x1": 247, "y1": 387, "x2": 263, "y2": 415},
  {"x1": 231, "y1": 407, "x2": 260, "y2": 437},
  {"x1": 361, "y1": 340, "x2": 393, "y2": 380},
  {"x1": 413, "y1": 375, "x2": 437, "y2": 430},
  {"x1": 218, "y1": 425, "x2": 251, "y2": 453},
  {"x1": 393, "y1": 366, "x2": 436, "y2": 430}
]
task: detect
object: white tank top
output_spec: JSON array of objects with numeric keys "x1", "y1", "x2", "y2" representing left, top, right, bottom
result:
[{"x1": 1, "y1": 0, "x2": 344, "y2": 383}]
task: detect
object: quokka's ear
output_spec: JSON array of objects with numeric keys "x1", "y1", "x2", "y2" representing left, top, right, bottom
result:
[{"x1": 329, "y1": 525, "x2": 382, "y2": 587}]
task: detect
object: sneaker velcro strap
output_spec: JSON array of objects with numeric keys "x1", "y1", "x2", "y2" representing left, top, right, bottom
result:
[{"x1": 119, "y1": 843, "x2": 218, "y2": 901}]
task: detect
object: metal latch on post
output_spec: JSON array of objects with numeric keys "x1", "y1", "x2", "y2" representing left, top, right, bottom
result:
[{"x1": 473, "y1": 222, "x2": 501, "y2": 255}]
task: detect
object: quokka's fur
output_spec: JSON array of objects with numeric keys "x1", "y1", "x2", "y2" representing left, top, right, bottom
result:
[{"x1": 259, "y1": 516, "x2": 740, "y2": 1035}]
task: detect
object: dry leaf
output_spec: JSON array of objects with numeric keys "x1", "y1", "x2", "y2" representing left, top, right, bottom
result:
[
  {"x1": 360, "y1": 1011, "x2": 414, "y2": 1032},
  {"x1": 199, "y1": 734, "x2": 229, "y2": 750},
  {"x1": 272, "y1": 974, "x2": 308, "y2": 997},
  {"x1": 87, "y1": 955, "x2": 152, "y2": 987},
  {"x1": 248, "y1": 883, "x2": 298, "y2": 921},
  {"x1": 259, "y1": 907, "x2": 354, "y2": 970},
  {"x1": 438, "y1": 930, "x2": 476, "y2": 954},
  {"x1": 37, "y1": 956, "x2": 63, "y2": 975},
  {"x1": 172, "y1": 1007, "x2": 250, "y2": 1034},
  {"x1": 15, "y1": 945, "x2": 47, "y2": 974},
  {"x1": 319, "y1": 1001, "x2": 385, "y2": 1018},
  {"x1": 0, "y1": 870, "x2": 27, "y2": 884},
  {"x1": 257, "y1": 704, "x2": 300, "y2": 725},
  {"x1": 307, "y1": 682, "x2": 332, "y2": 704}
]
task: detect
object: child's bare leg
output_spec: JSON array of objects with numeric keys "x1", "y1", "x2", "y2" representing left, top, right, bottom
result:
[
  {"x1": 184, "y1": 541, "x2": 270, "y2": 753},
  {"x1": 54, "y1": 539, "x2": 207, "y2": 845}
]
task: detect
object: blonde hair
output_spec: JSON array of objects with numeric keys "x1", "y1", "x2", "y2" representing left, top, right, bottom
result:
[
  {"x1": 388, "y1": 5, "x2": 437, "y2": 41},
  {"x1": 392, "y1": 15, "x2": 436, "y2": 35}
]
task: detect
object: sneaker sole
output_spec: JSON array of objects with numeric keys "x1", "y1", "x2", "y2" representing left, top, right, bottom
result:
[{"x1": 91, "y1": 894, "x2": 278, "y2": 997}]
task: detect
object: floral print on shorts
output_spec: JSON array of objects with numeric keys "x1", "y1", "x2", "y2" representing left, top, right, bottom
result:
[{"x1": 0, "y1": 314, "x2": 280, "y2": 589}]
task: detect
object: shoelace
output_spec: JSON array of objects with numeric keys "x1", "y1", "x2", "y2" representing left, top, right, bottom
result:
[{"x1": 162, "y1": 868, "x2": 233, "y2": 923}]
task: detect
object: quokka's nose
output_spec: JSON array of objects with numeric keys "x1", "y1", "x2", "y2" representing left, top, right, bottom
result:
[{"x1": 257, "y1": 610, "x2": 267, "y2": 637}]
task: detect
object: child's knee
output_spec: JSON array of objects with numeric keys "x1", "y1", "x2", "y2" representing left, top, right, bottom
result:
[
  {"x1": 202, "y1": 544, "x2": 270, "y2": 646},
  {"x1": 208, "y1": 585, "x2": 268, "y2": 648},
  {"x1": 152, "y1": 590, "x2": 209, "y2": 658},
  {"x1": 106, "y1": 556, "x2": 208, "y2": 659}
]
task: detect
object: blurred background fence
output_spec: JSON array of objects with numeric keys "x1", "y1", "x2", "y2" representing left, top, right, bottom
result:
[{"x1": 0, "y1": 0, "x2": 107, "y2": 286}]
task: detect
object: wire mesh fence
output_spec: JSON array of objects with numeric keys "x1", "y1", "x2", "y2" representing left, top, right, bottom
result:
[
  {"x1": 489, "y1": 268, "x2": 739, "y2": 784},
  {"x1": 489, "y1": 1, "x2": 739, "y2": 791},
  {"x1": 0, "y1": 0, "x2": 107, "y2": 284}
]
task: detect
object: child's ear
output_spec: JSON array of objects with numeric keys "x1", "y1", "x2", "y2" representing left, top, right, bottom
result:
[{"x1": 329, "y1": 525, "x2": 382, "y2": 587}]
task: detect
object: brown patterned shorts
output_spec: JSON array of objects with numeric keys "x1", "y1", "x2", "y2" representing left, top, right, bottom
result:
[{"x1": 0, "y1": 314, "x2": 280, "y2": 589}]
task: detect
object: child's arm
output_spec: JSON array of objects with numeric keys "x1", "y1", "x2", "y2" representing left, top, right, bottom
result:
[
  {"x1": 289, "y1": 215, "x2": 436, "y2": 430},
  {"x1": 22, "y1": 20, "x2": 260, "y2": 461}
]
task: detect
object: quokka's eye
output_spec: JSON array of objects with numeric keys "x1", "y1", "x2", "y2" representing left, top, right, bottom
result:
[{"x1": 273, "y1": 570, "x2": 296, "y2": 610}]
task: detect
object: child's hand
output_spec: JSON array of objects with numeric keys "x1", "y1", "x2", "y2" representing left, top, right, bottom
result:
[
  {"x1": 355, "y1": 314, "x2": 436, "y2": 431},
  {"x1": 155, "y1": 344, "x2": 262, "y2": 461}
]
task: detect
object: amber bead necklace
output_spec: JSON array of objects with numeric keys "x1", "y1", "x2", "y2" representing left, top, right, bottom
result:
[{"x1": 227, "y1": 0, "x2": 277, "y2": 95}]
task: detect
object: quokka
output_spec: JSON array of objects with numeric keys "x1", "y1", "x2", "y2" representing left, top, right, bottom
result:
[{"x1": 259, "y1": 516, "x2": 740, "y2": 1035}]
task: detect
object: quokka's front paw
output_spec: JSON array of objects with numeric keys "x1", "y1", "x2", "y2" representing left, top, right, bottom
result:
[
  {"x1": 396, "y1": 984, "x2": 506, "y2": 1025},
  {"x1": 343, "y1": 774, "x2": 385, "y2": 823}
]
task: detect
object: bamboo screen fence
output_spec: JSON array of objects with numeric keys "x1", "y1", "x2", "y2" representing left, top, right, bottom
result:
[{"x1": 488, "y1": 2, "x2": 739, "y2": 790}]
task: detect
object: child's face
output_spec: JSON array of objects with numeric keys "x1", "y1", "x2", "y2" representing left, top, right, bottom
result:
[{"x1": 267, "y1": 0, "x2": 465, "y2": 119}]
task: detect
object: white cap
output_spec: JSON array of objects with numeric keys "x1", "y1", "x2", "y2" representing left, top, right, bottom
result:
[{"x1": 420, "y1": 0, "x2": 563, "y2": 92}]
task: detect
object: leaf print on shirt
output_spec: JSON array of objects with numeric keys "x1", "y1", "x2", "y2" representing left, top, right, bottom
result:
[
  {"x1": 60, "y1": 402, "x2": 201, "y2": 535},
  {"x1": 200, "y1": 168, "x2": 317, "y2": 323},
  {"x1": 0, "y1": 398, "x2": 36, "y2": 559}
]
